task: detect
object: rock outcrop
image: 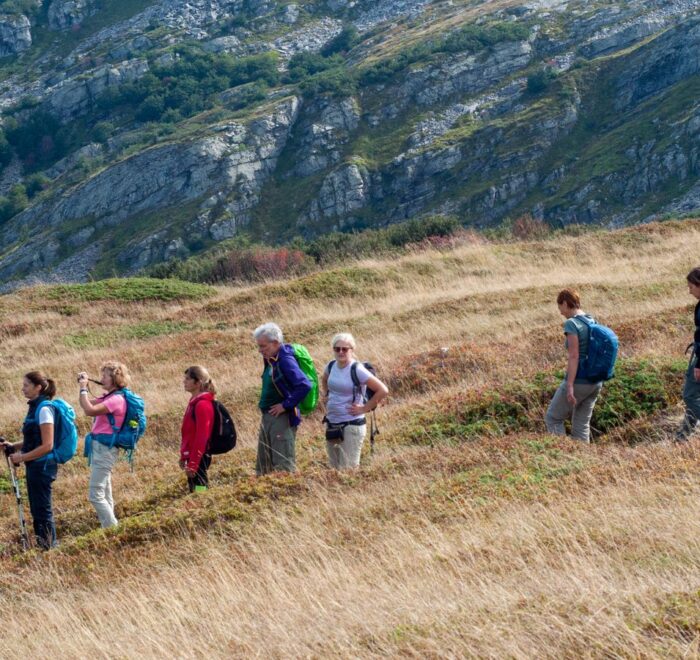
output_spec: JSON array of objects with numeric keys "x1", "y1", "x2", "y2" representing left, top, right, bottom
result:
[{"x1": 0, "y1": 14, "x2": 31, "y2": 57}]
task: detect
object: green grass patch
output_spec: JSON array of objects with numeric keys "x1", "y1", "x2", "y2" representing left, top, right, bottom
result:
[
  {"x1": 63, "y1": 320, "x2": 192, "y2": 348},
  {"x1": 46, "y1": 278, "x2": 215, "y2": 303}
]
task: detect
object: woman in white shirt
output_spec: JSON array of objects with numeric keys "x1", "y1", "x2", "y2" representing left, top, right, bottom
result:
[{"x1": 321, "y1": 333, "x2": 388, "y2": 469}]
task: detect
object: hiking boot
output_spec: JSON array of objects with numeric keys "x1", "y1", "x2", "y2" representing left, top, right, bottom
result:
[{"x1": 193, "y1": 485, "x2": 208, "y2": 493}]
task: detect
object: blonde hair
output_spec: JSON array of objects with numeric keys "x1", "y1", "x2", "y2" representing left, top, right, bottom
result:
[
  {"x1": 100, "y1": 361, "x2": 131, "y2": 389},
  {"x1": 331, "y1": 332, "x2": 356, "y2": 350},
  {"x1": 185, "y1": 366, "x2": 217, "y2": 394}
]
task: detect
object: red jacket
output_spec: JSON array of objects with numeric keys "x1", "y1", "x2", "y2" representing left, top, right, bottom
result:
[{"x1": 180, "y1": 392, "x2": 215, "y2": 472}]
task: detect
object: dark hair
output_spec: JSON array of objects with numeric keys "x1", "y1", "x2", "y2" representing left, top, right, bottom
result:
[
  {"x1": 24, "y1": 371, "x2": 57, "y2": 399},
  {"x1": 556, "y1": 288, "x2": 581, "y2": 309},
  {"x1": 687, "y1": 267, "x2": 700, "y2": 286}
]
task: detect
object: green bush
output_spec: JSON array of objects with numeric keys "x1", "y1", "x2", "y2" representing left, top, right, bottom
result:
[
  {"x1": 46, "y1": 277, "x2": 215, "y2": 302},
  {"x1": 0, "y1": 183, "x2": 28, "y2": 223},
  {"x1": 299, "y1": 66, "x2": 357, "y2": 98},
  {"x1": 527, "y1": 67, "x2": 557, "y2": 95},
  {"x1": 321, "y1": 25, "x2": 360, "y2": 57},
  {"x1": 400, "y1": 359, "x2": 685, "y2": 446}
]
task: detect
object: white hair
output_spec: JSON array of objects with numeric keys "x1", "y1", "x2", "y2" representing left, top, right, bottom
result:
[
  {"x1": 253, "y1": 322, "x2": 284, "y2": 343},
  {"x1": 331, "y1": 332, "x2": 356, "y2": 350}
]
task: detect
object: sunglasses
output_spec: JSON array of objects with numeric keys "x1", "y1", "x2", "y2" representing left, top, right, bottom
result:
[{"x1": 333, "y1": 346, "x2": 351, "y2": 353}]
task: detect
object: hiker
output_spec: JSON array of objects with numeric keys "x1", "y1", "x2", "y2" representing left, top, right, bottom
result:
[
  {"x1": 78, "y1": 361, "x2": 131, "y2": 528},
  {"x1": 321, "y1": 333, "x2": 388, "y2": 469},
  {"x1": 0, "y1": 372, "x2": 60, "y2": 549},
  {"x1": 253, "y1": 322, "x2": 311, "y2": 475},
  {"x1": 180, "y1": 366, "x2": 216, "y2": 492},
  {"x1": 545, "y1": 289, "x2": 605, "y2": 443},
  {"x1": 676, "y1": 266, "x2": 700, "y2": 442}
]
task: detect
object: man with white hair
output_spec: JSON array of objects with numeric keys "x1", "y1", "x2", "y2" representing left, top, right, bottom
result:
[{"x1": 253, "y1": 322, "x2": 312, "y2": 475}]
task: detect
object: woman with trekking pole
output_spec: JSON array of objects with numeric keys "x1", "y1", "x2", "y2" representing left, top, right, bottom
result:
[
  {"x1": 180, "y1": 366, "x2": 216, "y2": 493},
  {"x1": 321, "y1": 333, "x2": 388, "y2": 469},
  {"x1": 78, "y1": 361, "x2": 130, "y2": 528},
  {"x1": 0, "y1": 372, "x2": 60, "y2": 550}
]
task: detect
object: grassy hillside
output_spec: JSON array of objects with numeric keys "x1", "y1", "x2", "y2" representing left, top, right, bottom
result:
[{"x1": 0, "y1": 219, "x2": 700, "y2": 655}]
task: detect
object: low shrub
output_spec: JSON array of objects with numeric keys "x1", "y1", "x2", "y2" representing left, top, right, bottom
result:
[{"x1": 45, "y1": 277, "x2": 215, "y2": 302}]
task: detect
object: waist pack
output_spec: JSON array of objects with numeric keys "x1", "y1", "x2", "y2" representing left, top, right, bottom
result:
[
  {"x1": 192, "y1": 399, "x2": 237, "y2": 455},
  {"x1": 573, "y1": 316, "x2": 619, "y2": 382},
  {"x1": 35, "y1": 399, "x2": 78, "y2": 464}
]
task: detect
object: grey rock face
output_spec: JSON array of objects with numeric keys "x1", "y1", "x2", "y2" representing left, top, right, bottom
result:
[
  {"x1": 294, "y1": 97, "x2": 360, "y2": 177},
  {"x1": 47, "y1": 58, "x2": 149, "y2": 121},
  {"x1": 0, "y1": 98, "x2": 300, "y2": 279},
  {"x1": 0, "y1": 14, "x2": 32, "y2": 57},
  {"x1": 306, "y1": 162, "x2": 370, "y2": 224},
  {"x1": 48, "y1": 0, "x2": 96, "y2": 30},
  {"x1": 615, "y1": 16, "x2": 700, "y2": 110}
]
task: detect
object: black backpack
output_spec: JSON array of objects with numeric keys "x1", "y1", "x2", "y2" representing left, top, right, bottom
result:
[{"x1": 192, "y1": 399, "x2": 237, "y2": 455}]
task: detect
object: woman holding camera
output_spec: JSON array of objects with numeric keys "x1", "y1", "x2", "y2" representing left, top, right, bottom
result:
[
  {"x1": 78, "y1": 361, "x2": 130, "y2": 528},
  {"x1": 321, "y1": 333, "x2": 388, "y2": 469},
  {"x1": 1, "y1": 371, "x2": 59, "y2": 549}
]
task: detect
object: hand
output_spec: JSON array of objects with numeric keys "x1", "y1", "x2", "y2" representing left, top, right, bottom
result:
[
  {"x1": 348, "y1": 402, "x2": 367, "y2": 416},
  {"x1": 268, "y1": 403, "x2": 286, "y2": 417},
  {"x1": 10, "y1": 452, "x2": 23, "y2": 466},
  {"x1": 185, "y1": 468, "x2": 197, "y2": 479},
  {"x1": 566, "y1": 385, "x2": 577, "y2": 406},
  {"x1": 77, "y1": 371, "x2": 89, "y2": 388},
  {"x1": 694, "y1": 368, "x2": 700, "y2": 383}
]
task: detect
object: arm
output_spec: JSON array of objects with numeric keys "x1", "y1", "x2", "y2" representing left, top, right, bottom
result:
[
  {"x1": 349, "y1": 376, "x2": 389, "y2": 415},
  {"x1": 12, "y1": 423, "x2": 53, "y2": 464},
  {"x1": 187, "y1": 400, "x2": 214, "y2": 475},
  {"x1": 565, "y1": 332, "x2": 579, "y2": 405},
  {"x1": 320, "y1": 370, "x2": 329, "y2": 411},
  {"x1": 278, "y1": 354, "x2": 312, "y2": 410},
  {"x1": 77, "y1": 375, "x2": 111, "y2": 416}
]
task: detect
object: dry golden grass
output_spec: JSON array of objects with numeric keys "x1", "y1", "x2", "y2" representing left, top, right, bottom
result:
[{"x1": 0, "y1": 220, "x2": 699, "y2": 657}]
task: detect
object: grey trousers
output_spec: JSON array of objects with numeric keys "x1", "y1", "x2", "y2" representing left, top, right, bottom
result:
[
  {"x1": 326, "y1": 423, "x2": 366, "y2": 470},
  {"x1": 677, "y1": 363, "x2": 700, "y2": 440},
  {"x1": 256, "y1": 412, "x2": 297, "y2": 475},
  {"x1": 545, "y1": 381, "x2": 603, "y2": 443},
  {"x1": 88, "y1": 441, "x2": 119, "y2": 528}
]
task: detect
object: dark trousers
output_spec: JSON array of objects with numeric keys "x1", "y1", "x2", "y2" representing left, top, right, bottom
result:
[
  {"x1": 25, "y1": 460, "x2": 57, "y2": 550},
  {"x1": 188, "y1": 454, "x2": 212, "y2": 492},
  {"x1": 678, "y1": 362, "x2": 700, "y2": 440},
  {"x1": 256, "y1": 413, "x2": 296, "y2": 476}
]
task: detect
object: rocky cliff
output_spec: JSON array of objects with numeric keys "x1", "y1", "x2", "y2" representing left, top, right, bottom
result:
[{"x1": 0, "y1": 0, "x2": 698, "y2": 284}]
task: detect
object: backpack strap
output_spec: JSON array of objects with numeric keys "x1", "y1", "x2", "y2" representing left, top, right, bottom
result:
[
  {"x1": 568, "y1": 315, "x2": 595, "y2": 358},
  {"x1": 326, "y1": 360, "x2": 336, "y2": 375}
]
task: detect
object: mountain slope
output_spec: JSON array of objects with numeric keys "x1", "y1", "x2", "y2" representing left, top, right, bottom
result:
[{"x1": 0, "y1": 0, "x2": 698, "y2": 284}]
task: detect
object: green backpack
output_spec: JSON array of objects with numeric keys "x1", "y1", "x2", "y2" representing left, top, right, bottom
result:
[{"x1": 289, "y1": 343, "x2": 319, "y2": 415}]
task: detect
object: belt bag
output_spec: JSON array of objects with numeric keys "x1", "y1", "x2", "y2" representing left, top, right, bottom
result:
[{"x1": 324, "y1": 417, "x2": 366, "y2": 442}]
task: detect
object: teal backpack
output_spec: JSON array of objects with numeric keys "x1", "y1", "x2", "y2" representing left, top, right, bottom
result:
[
  {"x1": 106, "y1": 388, "x2": 147, "y2": 453},
  {"x1": 36, "y1": 399, "x2": 79, "y2": 464}
]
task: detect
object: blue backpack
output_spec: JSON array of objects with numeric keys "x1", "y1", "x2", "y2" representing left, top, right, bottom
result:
[
  {"x1": 573, "y1": 316, "x2": 619, "y2": 382},
  {"x1": 106, "y1": 388, "x2": 147, "y2": 452},
  {"x1": 36, "y1": 399, "x2": 79, "y2": 464}
]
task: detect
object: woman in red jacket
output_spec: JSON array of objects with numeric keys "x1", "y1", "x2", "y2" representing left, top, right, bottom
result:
[{"x1": 180, "y1": 366, "x2": 216, "y2": 493}]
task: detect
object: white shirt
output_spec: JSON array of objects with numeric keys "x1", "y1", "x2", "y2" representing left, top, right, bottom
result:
[{"x1": 326, "y1": 360, "x2": 371, "y2": 424}]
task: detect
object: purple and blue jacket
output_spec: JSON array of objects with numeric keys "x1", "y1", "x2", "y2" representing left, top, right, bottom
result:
[{"x1": 263, "y1": 344, "x2": 312, "y2": 427}]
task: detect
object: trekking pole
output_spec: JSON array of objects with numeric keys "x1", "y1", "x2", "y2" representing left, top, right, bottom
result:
[
  {"x1": 5, "y1": 451, "x2": 29, "y2": 552},
  {"x1": 370, "y1": 410, "x2": 379, "y2": 456}
]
